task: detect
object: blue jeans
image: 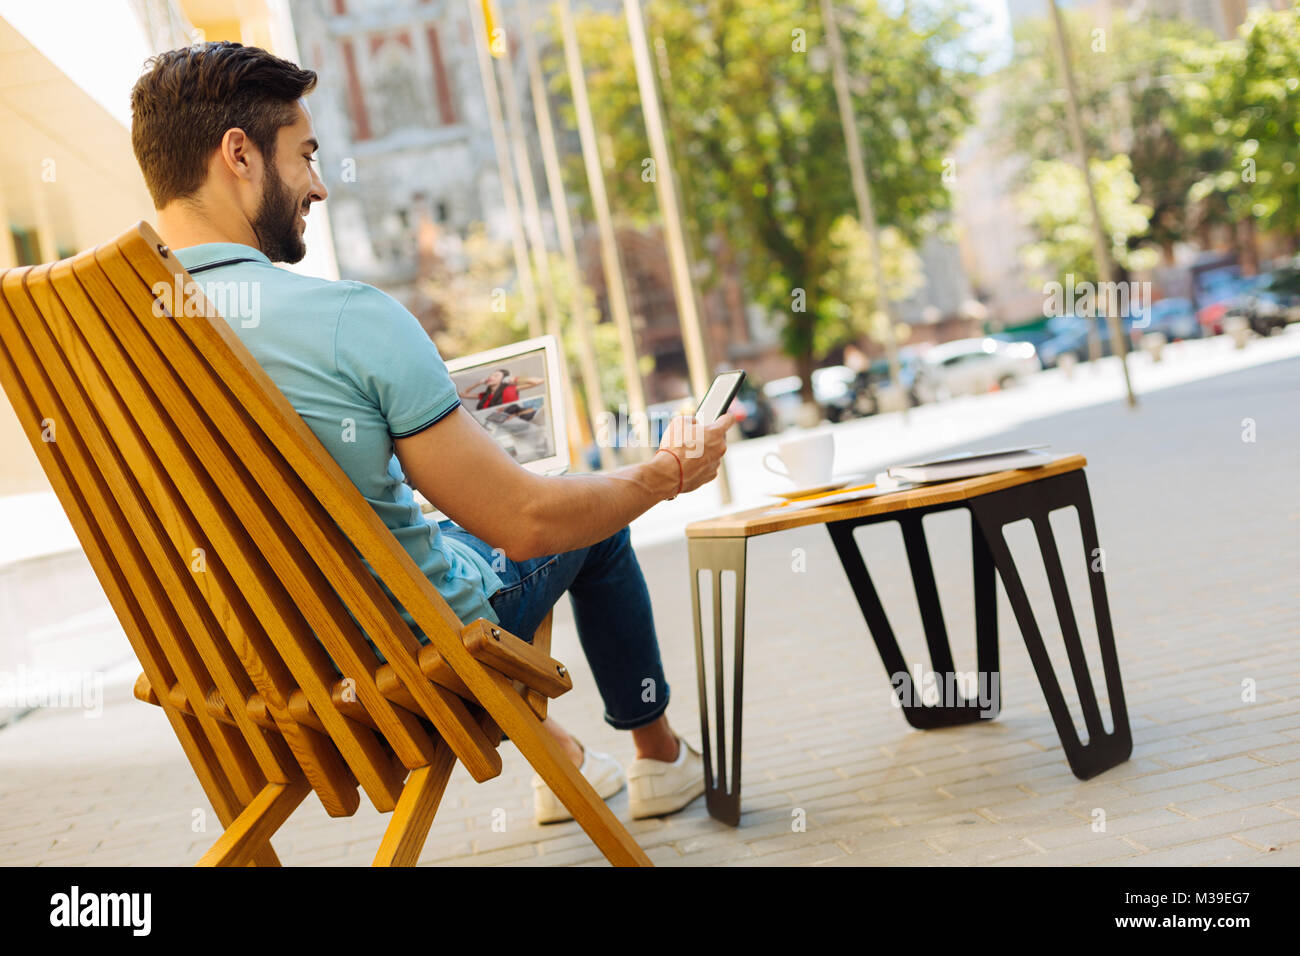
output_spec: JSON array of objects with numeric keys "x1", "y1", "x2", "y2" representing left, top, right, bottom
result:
[{"x1": 438, "y1": 522, "x2": 671, "y2": 731}]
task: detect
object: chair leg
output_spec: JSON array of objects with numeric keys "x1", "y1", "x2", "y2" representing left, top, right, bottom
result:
[
  {"x1": 373, "y1": 744, "x2": 458, "y2": 867},
  {"x1": 196, "y1": 779, "x2": 311, "y2": 867},
  {"x1": 480, "y1": 668, "x2": 651, "y2": 866},
  {"x1": 248, "y1": 845, "x2": 283, "y2": 866}
]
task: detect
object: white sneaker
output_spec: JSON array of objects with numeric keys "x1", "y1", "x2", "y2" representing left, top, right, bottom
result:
[
  {"x1": 532, "y1": 744, "x2": 626, "y2": 825},
  {"x1": 627, "y1": 736, "x2": 706, "y2": 819}
]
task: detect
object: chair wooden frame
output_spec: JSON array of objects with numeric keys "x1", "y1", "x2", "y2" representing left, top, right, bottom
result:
[{"x1": 0, "y1": 223, "x2": 651, "y2": 867}]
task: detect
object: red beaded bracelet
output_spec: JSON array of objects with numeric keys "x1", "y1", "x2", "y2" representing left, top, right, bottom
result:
[{"x1": 656, "y1": 448, "x2": 684, "y2": 500}]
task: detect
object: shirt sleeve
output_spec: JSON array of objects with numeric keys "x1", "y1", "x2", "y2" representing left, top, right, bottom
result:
[{"x1": 333, "y1": 282, "x2": 461, "y2": 437}]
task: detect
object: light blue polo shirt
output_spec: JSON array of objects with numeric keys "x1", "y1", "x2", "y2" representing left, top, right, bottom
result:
[{"x1": 174, "y1": 244, "x2": 502, "y2": 657}]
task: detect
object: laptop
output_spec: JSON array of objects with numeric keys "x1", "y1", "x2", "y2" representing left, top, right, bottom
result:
[{"x1": 412, "y1": 334, "x2": 570, "y2": 516}]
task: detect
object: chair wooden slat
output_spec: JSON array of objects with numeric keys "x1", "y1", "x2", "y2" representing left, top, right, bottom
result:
[
  {"x1": 103, "y1": 240, "x2": 503, "y2": 785},
  {"x1": 34, "y1": 259, "x2": 370, "y2": 814},
  {"x1": 461, "y1": 618, "x2": 573, "y2": 698},
  {"x1": 116, "y1": 229, "x2": 507, "y2": 780},
  {"x1": 196, "y1": 779, "x2": 312, "y2": 868},
  {"x1": 0, "y1": 274, "x2": 337, "y2": 826},
  {"x1": 527, "y1": 612, "x2": 555, "y2": 719},
  {"x1": 24, "y1": 263, "x2": 315, "y2": 791},
  {"x1": 0, "y1": 268, "x2": 276, "y2": 809},
  {"x1": 64, "y1": 253, "x2": 411, "y2": 809}
]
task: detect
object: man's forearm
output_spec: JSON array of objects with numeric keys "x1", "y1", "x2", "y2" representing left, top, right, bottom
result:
[{"x1": 514, "y1": 454, "x2": 678, "y2": 558}]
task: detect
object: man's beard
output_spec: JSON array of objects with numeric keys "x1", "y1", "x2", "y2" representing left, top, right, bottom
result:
[{"x1": 251, "y1": 158, "x2": 307, "y2": 264}]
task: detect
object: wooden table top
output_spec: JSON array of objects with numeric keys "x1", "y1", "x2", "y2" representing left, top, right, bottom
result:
[{"x1": 685, "y1": 453, "x2": 1087, "y2": 539}]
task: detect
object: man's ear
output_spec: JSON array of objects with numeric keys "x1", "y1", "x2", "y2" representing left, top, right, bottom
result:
[{"x1": 218, "y1": 128, "x2": 259, "y2": 182}]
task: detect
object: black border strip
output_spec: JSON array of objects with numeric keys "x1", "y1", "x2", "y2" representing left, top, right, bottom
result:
[{"x1": 390, "y1": 399, "x2": 461, "y2": 438}]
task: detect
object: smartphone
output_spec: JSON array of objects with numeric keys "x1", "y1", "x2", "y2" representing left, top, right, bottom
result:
[{"x1": 694, "y1": 369, "x2": 746, "y2": 425}]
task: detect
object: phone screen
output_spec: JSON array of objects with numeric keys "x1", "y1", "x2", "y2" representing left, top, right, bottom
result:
[{"x1": 695, "y1": 370, "x2": 746, "y2": 425}]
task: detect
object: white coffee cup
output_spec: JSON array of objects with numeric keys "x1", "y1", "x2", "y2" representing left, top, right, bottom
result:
[{"x1": 763, "y1": 431, "x2": 835, "y2": 487}]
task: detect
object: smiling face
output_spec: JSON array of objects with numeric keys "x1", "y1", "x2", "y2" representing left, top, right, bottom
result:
[
  {"x1": 249, "y1": 101, "x2": 327, "y2": 264},
  {"x1": 487, "y1": 370, "x2": 507, "y2": 388},
  {"x1": 130, "y1": 42, "x2": 322, "y2": 252}
]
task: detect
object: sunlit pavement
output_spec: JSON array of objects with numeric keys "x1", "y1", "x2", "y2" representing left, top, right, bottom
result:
[{"x1": 1, "y1": 328, "x2": 1298, "y2": 865}]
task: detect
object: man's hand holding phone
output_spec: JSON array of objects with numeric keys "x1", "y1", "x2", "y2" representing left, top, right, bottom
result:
[{"x1": 654, "y1": 411, "x2": 734, "y2": 500}]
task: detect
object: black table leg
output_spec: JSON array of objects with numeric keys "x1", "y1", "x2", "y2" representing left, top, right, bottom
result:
[
  {"x1": 969, "y1": 470, "x2": 1132, "y2": 779},
  {"x1": 827, "y1": 506, "x2": 1001, "y2": 729},
  {"x1": 687, "y1": 536, "x2": 747, "y2": 826}
]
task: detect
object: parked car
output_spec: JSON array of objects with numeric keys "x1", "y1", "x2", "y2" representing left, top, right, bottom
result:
[
  {"x1": 731, "y1": 377, "x2": 778, "y2": 438},
  {"x1": 992, "y1": 324, "x2": 1057, "y2": 353},
  {"x1": 583, "y1": 398, "x2": 677, "y2": 467},
  {"x1": 761, "y1": 375, "x2": 804, "y2": 429},
  {"x1": 867, "y1": 350, "x2": 942, "y2": 406},
  {"x1": 918, "y1": 337, "x2": 1040, "y2": 397},
  {"x1": 760, "y1": 351, "x2": 944, "y2": 427},
  {"x1": 818, "y1": 352, "x2": 945, "y2": 419},
  {"x1": 759, "y1": 367, "x2": 858, "y2": 427},
  {"x1": 1132, "y1": 297, "x2": 1200, "y2": 341},
  {"x1": 812, "y1": 365, "x2": 884, "y2": 422},
  {"x1": 1037, "y1": 314, "x2": 1141, "y2": 367},
  {"x1": 813, "y1": 365, "x2": 854, "y2": 420},
  {"x1": 1220, "y1": 268, "x2": 1300, "y2": 336},
  {"x1": 1198, "y1": 275, "x2": 1263, "y2": 335}
]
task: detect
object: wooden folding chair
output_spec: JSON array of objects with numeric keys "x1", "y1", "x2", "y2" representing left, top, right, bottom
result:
[{"x1": 0, "y1": 222, "x2": 651, "y2": 867}]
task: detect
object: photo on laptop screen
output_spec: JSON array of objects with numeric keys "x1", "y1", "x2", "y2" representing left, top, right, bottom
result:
[{"x1": 444, "y1": 335, "x2": 569, "y2": 476}]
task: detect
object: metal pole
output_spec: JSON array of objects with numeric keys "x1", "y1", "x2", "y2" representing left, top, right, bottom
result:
[
  {"x1": 490, "y1": 0, "x2": 592, "y2": 465},
  {"x1": 556, "y1": 0, "x2": 649, "y2": 459},
  {"x1": 821, "y1": 0, "x2": 905, "y2": 419},
  {"x1": 467, "y1": 0, "x2": 542, "y2": 338},
  {"x1": 649, "y1": 27, "x2": 714, "y2": 374},
  {"x1": 1047, "y1": 0, "x2": 1138, "y2": 408},
  {"x1": 520, "y1": 0, "x2": 616, "y2": 469},
  {"x1": 623, "y1": 0, "x2": 730, "y2": 502}
]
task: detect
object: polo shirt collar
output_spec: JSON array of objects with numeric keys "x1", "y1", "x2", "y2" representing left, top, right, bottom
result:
[{"x1": 173, "y1": 243, "x2": 273, "y2": 271}]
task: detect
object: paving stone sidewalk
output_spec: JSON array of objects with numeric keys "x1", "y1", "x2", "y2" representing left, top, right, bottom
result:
[{"x1": 1, "y1": 357, "x2": 1298, "y2": 866}]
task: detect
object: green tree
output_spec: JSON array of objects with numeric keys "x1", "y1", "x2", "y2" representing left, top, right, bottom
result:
[
  {"x1": 1163, "y1": 35, "x2": 1245, "y2": 257},
  {"x1": 1213, "y1": 7, "x2": 1300, "y2": 250},
  {"x1": 1016, "y1": 154, "x2": 1157, "y2": 285},
  {"x1": 815, "y1": 216, "x2": 924, "y2": 356},
  {"x1": 544, "y1": 0, "x2": 980, "y2": 398},
  {"x1": 999, "y1": 10, "x2": 1221, "y2": 263}
]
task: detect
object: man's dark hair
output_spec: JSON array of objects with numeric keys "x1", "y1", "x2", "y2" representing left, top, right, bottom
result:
[{"x1": 130, "y1": 41, "x2": 317, "y2": 207}]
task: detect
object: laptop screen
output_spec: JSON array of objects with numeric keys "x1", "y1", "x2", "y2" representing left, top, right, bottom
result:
[{"x1": 444, "y1": 335, "x2": 569, "y2": 476}]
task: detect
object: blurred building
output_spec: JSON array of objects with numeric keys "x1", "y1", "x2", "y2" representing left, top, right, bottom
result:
[
  {"x1": 0, "y1": 0, "x2": 339, "y2": 498},
  {"x1": 284, "y1": 0, "x2": 486, "y2": 299},
  {"x1": 0, "y1": 0, "x2": 344, "y2": 715},
  {"x1": 953, "y1": 82, "x2": 1047, "y2": 329}
]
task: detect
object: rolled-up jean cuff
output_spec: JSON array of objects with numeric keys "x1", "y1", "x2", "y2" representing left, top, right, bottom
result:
[{"x1": 603, "y1": 685, "x2": 671, "y2": 731}]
